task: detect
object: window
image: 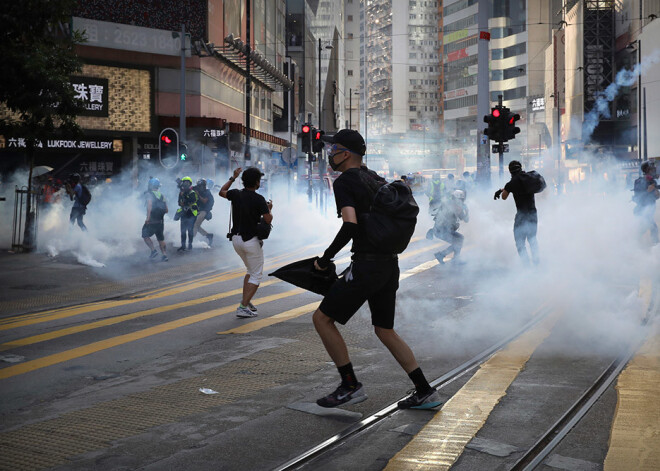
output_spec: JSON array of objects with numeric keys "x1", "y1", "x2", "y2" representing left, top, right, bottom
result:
[
  {"x1": 410, "y1": 106, "x2": 417, "y2": 111},
  {"x1": 348, "y1": 15, "x2": 353, "y2": 21},
  {"x1": 409, "y1": 52, "x2": 417, "y2": 58},
  {"x1": 348, "y1": 33, "x2": 354, "y2": 39},
  {"x1": 347, "y1": 70, "x2": 354, "y2": 76},
  {"x1": 409, "y1": 66, "x2": 417, "y2": 72}
]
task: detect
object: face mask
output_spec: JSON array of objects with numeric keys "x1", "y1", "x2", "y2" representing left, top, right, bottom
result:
[{"x1": 329, "y1": 152, "x2": 347, "y2": 171}]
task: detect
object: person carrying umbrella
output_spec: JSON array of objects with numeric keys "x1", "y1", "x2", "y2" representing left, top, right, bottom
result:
[{"x1": 312, "y1": 129, "x2": 441, "y2": 410}]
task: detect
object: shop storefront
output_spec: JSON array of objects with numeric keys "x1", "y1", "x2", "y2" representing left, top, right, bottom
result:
[{"x1": 0, "y1": 62, "x2": 154, "y2": 181}]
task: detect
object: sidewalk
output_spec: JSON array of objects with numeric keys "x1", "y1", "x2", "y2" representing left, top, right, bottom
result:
[{"x1": 0, "y1": 244, "x2": 233, "y2": 318}]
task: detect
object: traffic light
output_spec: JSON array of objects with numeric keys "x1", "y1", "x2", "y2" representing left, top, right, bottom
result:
[
  {"x1": 312, "y1": 128, "x2": 324, "y2": 153},
  {"x1": 504, "y1": 113, "x2": 521, "y2": 141},
  {"x1": 159, "y1": 128, "x2": 179, "y2": 167},
  {"x1": 483, "y1": 107, "x2": 503, "y2": 142},
  {"x1": 300, "y1": 124, "x2": 312, "y2": 153},
  {"x1": 179, "y1": 143, "x2": 189, "y2": 161}
]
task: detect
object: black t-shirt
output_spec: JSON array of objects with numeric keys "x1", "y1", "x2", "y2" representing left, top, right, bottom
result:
[
  {"x1": 147, "y1": 191, "x2": 167, "y2": 221},
  {"x1": 504, "y1": 173, "x2": 536, "y2": 212},
  {"x1": 332, "y1": 167, "x2": 384, "y2": 254},
  {"x1": 227, "y1": 189, "x2": 269, "y2": 241}
]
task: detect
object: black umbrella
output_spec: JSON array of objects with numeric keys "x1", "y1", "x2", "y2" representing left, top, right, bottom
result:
[{"x1": 269, "y1": 257, "x2": 339, "y2": 296}]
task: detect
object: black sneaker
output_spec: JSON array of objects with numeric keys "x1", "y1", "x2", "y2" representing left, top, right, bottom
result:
[
  {"x1": 435, "y1": 253, "x2": 446, "y2": 265},
  {"x1": 316, "y1": 382, "x2": 367, "y2": 408},
  {"x1": 177, "y1": 246, "x2": 185, "y2": 252},
  {"x1": 398, "y1": 388, "x2": 442, "y2": 410},
  {"x1": 208, "y1": 234, "x2": 214, "y2": 246},
  {"x1": 149, "y1": 249, "x2": 158, "y2": 259}
]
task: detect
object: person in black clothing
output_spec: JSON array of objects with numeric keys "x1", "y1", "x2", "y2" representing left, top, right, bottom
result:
[
  {"x1": 220, "y1": 167, "x2": 273, "y2": 318},
  {"x1": 176, "y1": 176, "x2": 199, "y2": 252},
  {"x1": 634, "y1": 160, "x2": 659, "y2": 244},
  {"x1": 494, "y1": 160, "x2": 540, "y2": 265},
  {"x1": 313, "y1": 129, "x2": 441, "y2": 410},
  {"x1": 142, "y1": 177, "x2": 169, "y2": 261},
  {"x1": 193, "y1": 178, "x2": 214, "y2": 246}
]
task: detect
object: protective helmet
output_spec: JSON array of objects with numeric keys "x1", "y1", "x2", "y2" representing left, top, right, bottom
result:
[
  {"x1": 181, "y1": 176, "x2": 193, "y2": 183},
  {"x1": 196, "y1": 178, "x2": 207, "y2": 188},
  {"x1": 453, "y1": 189, "x2": 466, "y2": 200},
  {"x1": 148, "y1": 177, "x2": 161, "y2": 189}
]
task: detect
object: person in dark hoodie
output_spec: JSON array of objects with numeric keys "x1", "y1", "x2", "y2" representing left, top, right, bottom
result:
[
  {"x1": 312, "y1": 129, "x2": 441, "y2": 411},
  {"x1": 494, "y1": 160, "x2": 540, "y2": 265}
]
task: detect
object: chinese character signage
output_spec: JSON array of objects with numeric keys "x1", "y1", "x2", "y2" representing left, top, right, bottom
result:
[
  {"x1": 531, "y1": 97, "x2": 545, "y2": 112},
  {"x1": 71, "y1": 76, "x2": 109, "y2": 117},
  {"x1": 203, "y1": 129, "x2": 226, "y2": 138},
  {"x1": 2, "y1": 136, "x2": 118, "y2": 152}
]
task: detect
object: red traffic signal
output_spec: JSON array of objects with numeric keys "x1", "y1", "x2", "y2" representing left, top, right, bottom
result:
[
  {"x1": 161, "y1": 135, "x2": 172, "y2": 144},
  {"x1": 492, "y1": 109, "x2": 500, "y2": 118},
  {"x1": 312, "y1": 128, "x2": 324, "y2": 153},
  {"x1": 302, "y1": 125, "x2": 311, "y2": 134}
]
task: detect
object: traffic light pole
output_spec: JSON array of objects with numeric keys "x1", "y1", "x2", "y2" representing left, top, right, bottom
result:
[
  {"x1": 179, "y1": 24, "x2": 186, "y2": 148},
  {"x1": 497, "y1": 95, "x2": 504, "y2": 179},
  {"x1": 476, "y1": 0, "x2": 490, "y2": 186}
]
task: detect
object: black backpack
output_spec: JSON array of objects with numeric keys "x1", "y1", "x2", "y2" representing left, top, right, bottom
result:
[
  {"x1": 518, "y1": 170, "x2": 546, "y2": 194},
  {"x1": 358, "y1": 168, "x2": 419, "y2": 254},
  {"x1": 80, "y1": 185, "x2": 92, "y2": 206}
]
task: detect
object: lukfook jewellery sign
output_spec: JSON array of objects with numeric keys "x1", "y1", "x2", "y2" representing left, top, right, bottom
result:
[{"x1": 1, "y1": 137, "x2": 118, "y2": 151}]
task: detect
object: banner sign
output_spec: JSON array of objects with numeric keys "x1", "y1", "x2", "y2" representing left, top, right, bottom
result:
[{"x1": 0, "y1": 136, "x2": 121, "y2": 152}]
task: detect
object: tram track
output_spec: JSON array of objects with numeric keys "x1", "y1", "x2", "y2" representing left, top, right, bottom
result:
[
  {"x1": 509, "y1": 282, "x2": 659, "y2": 471},
  {"x1": 274, "y1": 303, "x2": 554, "y2": 471}
]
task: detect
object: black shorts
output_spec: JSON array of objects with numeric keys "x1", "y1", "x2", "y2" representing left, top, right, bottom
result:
[
  {"x1": 142, "y1": 222, "x2": 164, "y2": 241},
  {"x1": 319, "y1": 259, "x2": 399, "y2": 329}
]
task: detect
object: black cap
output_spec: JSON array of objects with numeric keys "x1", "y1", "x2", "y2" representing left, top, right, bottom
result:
[{"x1": 321, "y1": 129, "x2": 366, "y2": 156}]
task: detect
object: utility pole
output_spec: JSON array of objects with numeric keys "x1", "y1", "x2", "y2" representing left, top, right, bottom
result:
[
  {"x1": 349, "y1": 88, "x2": 352, "y2": 129},
  {"x1": 476, "y1": 0, "x2": 491, "y2": 186},
  {"x1": 318, "y1": 38, "x2": 322, "y2": 129},
  {"x1": 179, "y1": 24, "x2": 186, "y2": 147},
  {"x1": 245, "y1": 0, "x2": 251, "y2": 161}
]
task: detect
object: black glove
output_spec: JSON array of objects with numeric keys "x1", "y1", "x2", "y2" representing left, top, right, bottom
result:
[
  {"x1": 316, "y1": 256, "x2": 331, "y2": 270},
  {"x1": 494, "y1": 189, "x2": 503, "y2": 200}
]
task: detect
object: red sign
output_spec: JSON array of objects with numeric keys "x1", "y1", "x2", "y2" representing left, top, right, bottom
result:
[
  {"x1": 447, "y1": 48, "x2": 468, "y2": 62},
  {"x1": 480, "y1": 31, "x2": 490, "y2": 41}
]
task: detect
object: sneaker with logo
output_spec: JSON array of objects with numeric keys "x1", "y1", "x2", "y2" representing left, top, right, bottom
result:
[
  {"x1": 247, "y1": 302, "x2": 258, "y2": 313},
  {"x1": 398, "y1": 388, "x2": 442, "y2": 410},
  {"x1": 236, "y1": 305, "x2": 257, "y2": 318},
  {"x1": 316, "y1": 382, "x2": 367, "y2": 408}
]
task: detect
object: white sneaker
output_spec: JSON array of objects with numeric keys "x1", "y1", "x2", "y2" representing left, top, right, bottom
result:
[
  {"x1": 247, "y1": 302, "x2": 258, "y2": 313},
  {"x1": 236, "y1": 305, "x2": 257, "y2": 318}
]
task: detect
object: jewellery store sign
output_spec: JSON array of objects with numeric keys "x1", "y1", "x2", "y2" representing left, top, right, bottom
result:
[
  {"x1": 0, "y1": 136, "x2": 122, "y2": 152},
  {"x1": 71, "y1": 76, "x2": 109, "y2": 117}
]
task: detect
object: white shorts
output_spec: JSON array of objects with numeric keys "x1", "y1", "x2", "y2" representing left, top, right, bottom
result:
[{"x1": 232, "y1": 235, "x2": 264, "y2": 285}]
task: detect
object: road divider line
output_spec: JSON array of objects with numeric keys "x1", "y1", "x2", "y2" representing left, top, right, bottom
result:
[
  {"x1": 216, "y1": 252, "x2": 444, "y2": 336},
  {"x1": 0, "y1": 280, "x2": 282, "y2": 352},
  {"x1": 385, "y1": 310, "x2": 561, "y2": 470},
  {"x1": 218, "y1": 302, "x2": 322, "y2": 335},
  {"x1": 0, "y1": 245, "x2": 347, "y2": 330},
  {"x1": 0, "y1": 288, "x2": 305, "y2": 380}
]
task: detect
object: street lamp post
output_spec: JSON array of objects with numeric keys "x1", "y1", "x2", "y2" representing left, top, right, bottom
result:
[
  {"x1": 318, "y1": 38, "x2": 333, "y2": 129},
  {"x1": 550, "y1": 92, "x2": 561, "y2": 192}
]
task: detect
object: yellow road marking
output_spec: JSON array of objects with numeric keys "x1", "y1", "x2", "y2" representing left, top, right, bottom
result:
[
  {"x1": 604, "y1": 332, "x2": 660, "y2": 471},
  {"x1": 604, "y1": 278, "x2": 659, "y2": 471},
  {"x1": 385, "y1": 310, "x2": 560, "y2": 471},
  {"x1": 0, "y1": 280, "x2": 281, "y2": 351},
  {"x1": 0, "y1": 245, "x2": 335, "y2": 331},
  {"x1": 0, "y1": 288, "x2": 304, "y2": 380},
  {"x1": 219, "y1": 302, "x2": 322, "y2": 335},
  {"x1": 217, "y1": 253, "x2": 444, "y2": 336}
]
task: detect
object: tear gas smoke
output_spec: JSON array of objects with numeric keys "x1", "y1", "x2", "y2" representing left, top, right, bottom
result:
[{"x1": 583, "y1": 51, "x2": 660, "y2": 141}]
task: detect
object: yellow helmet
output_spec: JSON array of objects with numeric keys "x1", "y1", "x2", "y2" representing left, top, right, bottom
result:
[{"x1": 181, "y1": 176, "x2": 193, "y2": 183}]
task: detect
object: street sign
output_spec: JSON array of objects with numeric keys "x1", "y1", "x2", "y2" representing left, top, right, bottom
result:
[{"x1": 492, "y1": 144, "x2": 509, "y2": 153}]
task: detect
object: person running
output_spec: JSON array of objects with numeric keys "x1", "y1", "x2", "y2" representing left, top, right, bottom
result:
[
  {"x1": 428, "y1": 189, "x2": 469, "y2": 264},
  {"x1": 66, "y1": 173, "x2": 88, "y2": 231},
  {"x1": 176, "y1": 176, "x2": 198, "y2": 252},
  {"x1": 494, "y1": 160, "x2": 540, "y2": 265},
  {"x1": 313, "y1": 129, "x2": 441, "y2": 410},
  {"x1": 633, "y1": 160, "x2": 659, "y2": 245},
  {"x1": 220, "y1": 167, "x2": 273, "y2": 318},
  {"x1": 193, "y1": 178, "x2": 214, "y2": 246},
  {"x1": 142, "y1": 178, "x2": 169, "y2": 261}
]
